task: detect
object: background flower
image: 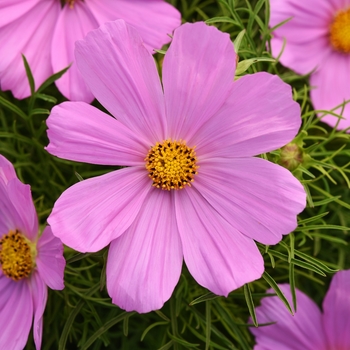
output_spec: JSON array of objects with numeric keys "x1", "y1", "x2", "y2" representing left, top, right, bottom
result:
[
  {"x1": 249, "y1": 270, "x2": 350, "y2": 350},
  {"x1": 46, "y1": 20, "x2": 306, "y2": 313},
  {"x1": 0, "y1": 155, "x2": 65, "y2": 350},
  {"x1": 270, "y1": 0, "x2": 350, "y2": 130},
  {"x1": 0, "y1": 0, "x2": 181, "y2": 101}
]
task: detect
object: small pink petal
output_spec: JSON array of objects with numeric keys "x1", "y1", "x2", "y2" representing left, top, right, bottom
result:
[
  {"x1": 0, "y1": 275, "x2": 33, "y2": 349},
  {"x1": 0, "y1": 155, "x2": 38, "y2": 237},
  {"x1": 0, "y1": 0, "x2": 60, "y2": 98},
  {"x1": 0, "y1": 174, "x2": 38, "y2": 241},
  {"x1": 0, "y1": 154, "x2": 17, "y2": 184},
  {"x1": 192, "y1": 72, "x2": 301, "y2": 158},
  {"x1": 270, "y1": 37, "x2": 332, "y2": 76},
  {"x1": 0, "y1": 177, "x2": 20, "y2": 235},
  {"x1": 310, "y1": 52, "x2": 350, "y2": 130},
  {"x1": 107, "y1": 189, "x2": 183, "y2": 313},
  {"x1": 270, "y1": 0, "x2": 332, "y2": 34},
  {"x1": 250, "y1": 284, "x2": 326, "y2": 350},
  {"x1": 175, "y1": 188, "x2": 264, "y2": 296},
  {"x1": 322, "y1": 270, "x2": 350, "y2": 349},
  {"x1": 29, "y1": 270, "x2": 48, "y2": 350},
  {"x1": 193, "y1": 158, "x2": 306, "y2": 245},
  {"x1": 48, "y1": 167, "x2": 151, "y2": 253},
  {"x1": 85, "y1": 0, "x2": 181, "y2": 52},
  {"x1": 51, "y1": 2, "x2": 97, "y2": 102},
  {"x1": 46, "y1": 101, "x2": 148, "y2": 166},
  {"x1": 36, "y1": 226, "x2": 65, "y2": 290},
  {"x1": 75, "y1": 20, "x2": 166, "y2": 144},
  {"x1": 162, "y1": 22, "x2": 236, "y2": 141},
  {"x1": 6, "y1": 178, "x2": 38, "y2": 240},
  {"x1": 269, "y1": 0, "x2": 332, "y2": 75}
]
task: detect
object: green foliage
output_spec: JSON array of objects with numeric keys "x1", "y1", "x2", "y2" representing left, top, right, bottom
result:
[{"x1": 1, "y1": 0, "x2": 349, "y2": 349}]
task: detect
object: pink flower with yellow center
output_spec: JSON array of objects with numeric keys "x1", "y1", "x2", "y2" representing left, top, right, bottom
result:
[
  {"x1": 250, "y1": 270, "x2": 350, "y2": 349},
  {"x1": 0, "y1": 0, "x2": 180, "y2": 102},
  {"x1": 46, "y1": 20, "x2": 306, "y2": 313},
  {"x1": 0, "y1": 155, "x2": 65, "y2": 349},
  {"x1": 270, "y1": 0, "x2": 350, "y2": 130}
]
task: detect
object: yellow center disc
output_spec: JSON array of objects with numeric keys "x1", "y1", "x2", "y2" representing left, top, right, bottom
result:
[
  {"x1": 145, "y1": 139, "x2": 199, "y2": 190},
  {"x1": 0, "y1": 230, "x2": 36, "y2": 281},
  {"x1": 330, "y1": 8, "x2": 350, "y2": 53}
]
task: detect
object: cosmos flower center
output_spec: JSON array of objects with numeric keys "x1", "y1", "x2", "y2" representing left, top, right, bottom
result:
[
  {"x1": 0, "y1": 230, "x2": 36, "y2": 281},
  {"x1": 145, "y1": 139, "x2": 199, "y2": 191},
  {"x1": 330, "y1": 8, "x2": 350, "y2": 53}
]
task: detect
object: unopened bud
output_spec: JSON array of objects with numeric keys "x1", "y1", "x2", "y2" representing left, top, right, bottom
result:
[{"x1": 279, "y1": 142, "x2": 304, "y2": 171}]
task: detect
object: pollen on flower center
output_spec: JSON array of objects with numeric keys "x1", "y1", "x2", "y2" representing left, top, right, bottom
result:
[
  {"x1": 0, "y1": 230, "x2": 36, "y2": 281},
  {"x1": 330, "y1": 8, "x2": 350, "y2": 53},
  {"x1": 145, "y1": 139, "x2": 199, "y2": 191}
]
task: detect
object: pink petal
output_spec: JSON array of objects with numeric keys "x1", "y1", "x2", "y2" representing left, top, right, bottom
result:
[
  {"x1": 0, "y1": 154, "x2": 17, "y2": 184},
  {"x1": 36, "y1": 226, "x2": 65, "y2": 290},
  {"x1": 6, "y1": 178, "x2": 38, "y2": 240},
  {"x1": 270, "y1": 0, "x2": 332, "y2": 33},
  {"x1": 191, "y1": 72, "x2": 301, "y2": 158},
  {"x1": 270, "y1": 38, "x2": 332, "y2": 76},
  {"x1": 75, "y1": 20, "x2": 166, "y2": 144},
  {"x1": 29, "y1": 270, "x2": 48, "y2": 350},
  {"x1": 0, "y1": 174, "x2": 38, "y2": 241},
  {"x1": 107, "y1": 189, "x2": 183, "y2": 313},
  {"x1": 269, "y1": 0, "x2": 332, "y2": 75},
  {"x1": 322, "y1": 270, "x2": 350, "y2": 349},
  {"x1": 51, "y1": 2, "x2": 97, "y2": 102},
  {"x1": 0, "y1": 0, "x2": 41, "y2": 27},
  {"x1": 0, "y1": 275, "x2": 33, "y2": 349},
  {"x1": 192, "y1": 158, "x2": 306, "y2": 245},
  {"x1": 162, "y1": 22, "x2": 237, "y2": 141},
  {"x1": 0, "y1": 177, "x2": 19, "y2": 235},
  {"x1": 85, "y1": 0, "x2": 181, "y2": 52},
  {"x1": 310, "y1": 52, "x2": 350, "y2": 130},
  {"x1": 48, "y1": 167, "x2": 151, "y2": 253},
  {"x1": 0, "y1": 272, "x2": 13, "y2": 308},
  {"x1": 0, "y1": 0, "x2": 60, "y2": 99},
  {"x1": 46, "y1": 101, "x2": 148, "y2": 166},
  {"x1": 250, "y1": 284, "x2": 326, "y2": 350},
  {"x1": 331, "y1": 0, "x2": 350, "y2": 9},
  {"x1": 175, "y1": 188, "x2": 264, "y2": 296}
]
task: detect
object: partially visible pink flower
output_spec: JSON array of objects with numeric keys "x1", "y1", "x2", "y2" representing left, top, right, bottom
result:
[
  {"x1": 249, "y1": 270, "x2": 350, "y2": 350},
  {"x1": 270, "y1": 0, "x2": 350, "y2": 130},
  {"x1": 0, "y1": 155, "x2": 65, "y2": 350},
  {"x1": 46, "y1": 20, "x2": 306, "y2": 313},
  {"x1": 0, "y1": 0, "x2": 181, "y2": 102}
]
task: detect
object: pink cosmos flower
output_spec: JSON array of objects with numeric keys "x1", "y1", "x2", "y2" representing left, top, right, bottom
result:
[
  {"x1": 0, "y1": 155, "x2": 65, "y2": 349},
  {"x1": 0, "y1": 0, "x2": 180, "y2": 102},
  {"x1": 250, "y1": 270, "x2": 350, "y2": 350},
  {"x1": 270, "y1": 0, "x2": 350, "y2": 130},
  {"x1": 46, "y1": 20, "x2": 306, "y2": 313}
]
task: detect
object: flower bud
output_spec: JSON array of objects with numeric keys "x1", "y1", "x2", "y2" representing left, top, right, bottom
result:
[{"x1": 279, "y1": 142, "x2": 304, "y2": 171}]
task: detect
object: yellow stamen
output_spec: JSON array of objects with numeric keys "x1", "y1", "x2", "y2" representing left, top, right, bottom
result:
[
  {"x1": 0, "y1": 230, "x2": 36, "y2": 281},
  {"x1": 330, "y1": 8, "x2": 350, "y2": 53},
  {"x1": 145, "y1": 139, "x2": 199, "y2": 191}
]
